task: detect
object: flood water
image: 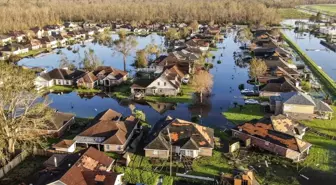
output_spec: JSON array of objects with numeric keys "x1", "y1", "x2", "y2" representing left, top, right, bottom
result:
[
  {"x1": 18, "y1": 31, "x2": 254, "y2": 129},
  {"x1": 282, "y1": 19, "x2": 336, "y2": 81}
]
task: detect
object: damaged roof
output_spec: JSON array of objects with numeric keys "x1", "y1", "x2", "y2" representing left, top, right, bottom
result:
[
  {"x1": 270, "y1": 115, "x2": 307, "y2": 137},
  {"x1": 145, "y1": 116, "x2": 214, "y2": 150},
  {"x1": 233, "y1": 120, "x2": 311, "y2": 153}
]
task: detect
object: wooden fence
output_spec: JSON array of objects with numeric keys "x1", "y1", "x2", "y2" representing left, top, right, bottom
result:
[{"x1": 0, "y1": 151, "x2": 29, "y2": 179}]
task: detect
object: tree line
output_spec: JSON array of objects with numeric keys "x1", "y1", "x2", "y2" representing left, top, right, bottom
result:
[{"x1": 0, "y1": 0, "x2": 284, "y2": 33}]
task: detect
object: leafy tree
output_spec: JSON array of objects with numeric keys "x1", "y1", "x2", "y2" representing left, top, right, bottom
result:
[
  {"x1": 191, "y1": 70, "x2": 214, "y2": 103},
  {"x1": 113, "y1": 30, "x2": 138, "y2": 71},
  {"x1": 134, "y1": 110, "x2": 146, "y2": 121},
  {"x1": 82, "y1": 49, "x2": 103, "y2": 71},
  {"x1": 0, "y1": 62, "x2": 54, "y2": 163},
  {"x1": 179, "y1": 27, "x2": 190, "y2": 39},
  {"x1": 237, "y1": 27, "x2": 253, "y2": 43},
  {"x1": 249, "y1": 58, "x2": 267, "y2": 87},
  {"x1": 134, "y1": 49, "x2": 148, "y2": 68},
  {"x1": 59, "y1": 54, "x2": 76, "y2": 70},
  {"x1": 238, "y1": 84, "x2": 245, "y2": 91},
  {"x1": 301, "y1": 81, "x2": 312, "y2": 91}
]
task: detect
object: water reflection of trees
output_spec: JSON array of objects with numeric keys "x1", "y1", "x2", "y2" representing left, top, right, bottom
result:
[{"x1": 188, "y1": 95, "x2": 212, "y2": 119}]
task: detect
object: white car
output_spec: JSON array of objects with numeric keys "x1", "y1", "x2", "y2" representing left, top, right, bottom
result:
[
  {"x1": 244, "y1": 99, "x2": 259, "y2": 105},
  {"x1": 182, "y1": 77, "x2": 189, "y2": 84},
  {"x1": 241, "y1": 89, "x2": 254, "y2": 94},
  {"x1": 134, "y1": 92, "x2": 143, "y2": 99}
]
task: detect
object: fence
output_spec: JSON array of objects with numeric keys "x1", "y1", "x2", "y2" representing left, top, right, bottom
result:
[{"x1": 0, "y1": 151, "x2": 29, "y2": 179}]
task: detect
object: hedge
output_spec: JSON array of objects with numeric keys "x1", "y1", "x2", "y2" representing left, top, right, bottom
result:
[{"x1": 281, "y1": 32, "x2": 336, "y2": 98}]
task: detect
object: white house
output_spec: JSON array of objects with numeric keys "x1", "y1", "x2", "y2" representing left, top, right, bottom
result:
[
  {"x1": 34, "y1": 68, "x2": 74, "y2": 90},
  {"x1": 53, "y1": 139, "x2": 76, "y2": 153},
  {"x1": 41, "y1": 36, "x2": 58, "y2": 48},
  {"x1": 0, "y1": 35, "x2": 12, "y2": 45},
  {"x1": 1, "y1": 43, "x2": 29, "y2": 56}
]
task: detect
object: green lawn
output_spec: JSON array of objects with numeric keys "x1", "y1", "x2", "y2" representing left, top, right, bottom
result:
[
  {"x1": 278, "y1": 8, "x2": 311, "y2": 19},
  {"x1": 18, "y1": 48, "x2": 47, "y2": 58},
  {"x1": 222, "y1": 105, "x2": 264, "y2": 125},
  {"x1": 49, "y1": 85, "x2": 101, "y2": 93},
  {"x1": 191, "y1": 150, "x2": 231, "y2": 177},
  {"x1": 302, "y1": 106, "x2": 336, "y2": 137},
  {"x1": 303, "y1": 4, "x2": 336, "y2": 15}
]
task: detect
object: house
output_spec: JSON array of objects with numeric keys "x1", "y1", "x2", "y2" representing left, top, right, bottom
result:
[
  {"x1": 31, "y1": 111, "x2": 75, "y2": 138},
  {"x1": 30, "y1": 26, "x2": 44, "y2": 39},
  {"x1": 94, "y1": 66, "x2": 128, "y2": 87},
  {"x1": 43, "y1": 24, "x2": 64, "y2": 36},
  {"x1": 320, "y1": 26, "x2": 336, "y2": 37},
  {"x1": 28, "y1": 147, "x2": 124, "y2": 185},
  {"x1": 270, "y1": 115, "x2": 308, "y2": 139},
  {"x1": 145, "y1": 116, "x2": 214, "y2": 159},
  {"x1": 29, "y1": 39, "x2": 42, "y2": 50},
  {"x1": 8, "y1": 31, "x2": 25, "y2": 42},
  {"x1": 185, "y1": 39, "x2": 210, "y2": 51},
  {"x1": 220, "y1": 170, "x2": 260, "y2": 185},
  {"x1": 76, "y1": 71, "x2": 98, "y2": 89},
  {"x1": 67, "y1": 30, "x2": 82, "y2": 39},
  {"x1": 259, "y1": 77, "x2": 299, "y2": 97},
  {"x1": 1, "y1": 43, "x2": 29, "y2": 56},
  {"x1": 131, "y1": 66, "x2": 183, "y2": 96},
  {"x1": 270, "y1": 92, "x2": 334, "y2": 120},
  {"x1": 64, "y1": 22, "x2": 78, "y2": 29},
  {"x1": 34, "y1": 68, "x2": 86, "y2": 90},
  {"x1": 54, "y1": 34, "x2": 68, "y2": 47},
  {"x1": 231, "y1": 119, "x2": 312, "y2": 162},
  {"x1": 41, "y1": 36, "x2": 58, "y2": 48},
  {"x1": 0, "y1": 35, "x2": 11, "y2": 45},
  {"x1": 74, "y1": 109, "x2": 140, "y2": 152},
  {"x1": 53, "y1": 139, "x2": 77, "y2": 153},
  {"x1": 147, "y1": 102, "x2": 176, "y2": 114}
]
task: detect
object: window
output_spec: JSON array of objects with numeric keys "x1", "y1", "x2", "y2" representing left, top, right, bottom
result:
[
  {"x1": 105, "y1": 145, "x2": 110, "y2": 150},
  {"x1": 164, "y1": 82, "x2": 166, "y2": 86},
  {"x1": 157, "y1": 82, "x2": 160, "y2": 86},
  {"x1": 153, "y1": 150, "x2": 158, "y2": 155},
  {"x1": 160, "y1": 89, "x2": 162, "y2": 93}
]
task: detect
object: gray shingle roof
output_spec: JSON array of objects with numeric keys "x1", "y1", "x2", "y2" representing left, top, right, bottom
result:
[{"x1": 280, "y1": 92, "x2": 315, "y2": 106}]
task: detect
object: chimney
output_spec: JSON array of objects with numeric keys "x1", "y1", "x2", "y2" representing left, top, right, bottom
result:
[{"x1": 54, "y1": 156, "x2": 58, "y2": 167}]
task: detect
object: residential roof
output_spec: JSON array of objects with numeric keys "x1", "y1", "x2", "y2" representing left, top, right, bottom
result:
[
  {"x1": 40, "y1": 68, "x2": 74, "y2": 81},
  {"x1": 45, "y1": 111, "x2": 75, "y2": 130},
  {"x1": 280, "y1": 92, "x2": 316, "y2": 106},
  {"x1": 94, "y1": 66, "x2": 128, "y2": 80},
  {"x1": 313, "y1": 99, "x2": 334, "y2": 112},
  {"x1": 28, "y1": 147, "x2": 117, "y2": 185},
  {"x1": 260, "y1": 77, "x2": 298, "y2": 93},
  {"x1": 0, "y1": 34, "x2": 11, "y2": 40},
  {"x1": 145, "y1": 116, "x2": 214, "y2": 150},
  {"x1": 94, "y1": 109, "x2": 122, "y2": 121},
  {"x1": 76, "y1": 113, "x2": 138, "y2": 145},
  {"x1": 77, "y1": 72, "x2": 98, "y2": 84},
  {"x1": 233, "y1": 120, "x2": 311, "y2": 153},
  {"x1": 41, "y1": 36, "x2": 56, "y2": 43},
  {"x1": 270, "y1": 115, "x2": 307, "y2": 136},
  {"x1": 54, "y1": 139, "x2": 76, "y2": 149}
]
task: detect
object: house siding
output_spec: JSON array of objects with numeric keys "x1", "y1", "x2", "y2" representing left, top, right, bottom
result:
[
  {"x1": 199, "y1": 147, "x2": 213, "y2": 157},
  {"x1": 283, "y1": 104, "x2": 315, "y2": 115},
  {"x1": 54, "y1": 143, "x2": 76, "y2": 153},
  {"x1": 145, "y1": 149, "x2": 169, "y2": 159}
]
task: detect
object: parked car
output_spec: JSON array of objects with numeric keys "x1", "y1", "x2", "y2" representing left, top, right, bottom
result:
[
  {"x1": 134, "y1": 92, "x2": 143, "y2": 99},
  {"x1": 244, "y1": 99, "x2": 259, "y2": 105}
]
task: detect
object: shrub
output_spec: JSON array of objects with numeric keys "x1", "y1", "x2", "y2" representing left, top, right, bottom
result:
[
  {"x1": 301, "y1": 81, "x2": 312, "y2": 91},
  {"x1": 217, "y1": 60, "x2": 222, "y2": 64}
]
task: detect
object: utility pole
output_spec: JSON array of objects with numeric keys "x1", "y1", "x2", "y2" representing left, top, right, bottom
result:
[{"x1": 167, "y1": 128, "x2": 172, "y2": 176}]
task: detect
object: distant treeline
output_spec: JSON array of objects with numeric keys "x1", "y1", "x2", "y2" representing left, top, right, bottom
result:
[
  {"x1": 259, "y1": 0, "x2": 336, "y2": 8},
  {"x1": 1, "y1": 0, "x2": 336, "y2": 33}
]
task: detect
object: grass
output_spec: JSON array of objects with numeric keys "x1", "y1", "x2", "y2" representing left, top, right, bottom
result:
[
  {"x1": 0, "y1": 156, "x2": 48, "y2": 185},
  {"x1": 111, "y1": 84, "x2": 131, "y2": 99},
  {"x1": 281, "y1": 32, "x2": 336, "y2": 98},
  {"x1": 144, "y1": 85, "x2": 194, "y2": 103},
  {"x1": 18, "y1": 48, "x2": 47, "y2": 58},
  {"x1": 222, "y1": 104, "x2": 264, "y2": 125},
  {"x1": 49, "y1": 85, "x2": 101, "y2": 93},
  {"x1": 302, "y1": 4, "x2": 336, "y2": 16},
  {"x1": 302, "y1": 106, "x2": 336, "y2": 137},
  {"x1": 278, "y1": 8, "x2": 311, "y2": 19},
  {"x1": 191, "y1": 150, "x2": 231, "y2": 177}
]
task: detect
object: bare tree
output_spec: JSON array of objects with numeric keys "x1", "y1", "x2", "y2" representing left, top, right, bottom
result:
[
  {"x1": 0, "y1": 62, "x2": 54, "y2": 163},
  {"x1": 249, "y1": 58, "x2": 267, "y2": 86},
  {"x1": 191, "y1": 70, "x2": 214, "y2": 103},
  {"x1": 82, "y1": 48, "x2": 103, "y2": 71},
  {"x1": 113, "y1": 30, "x2": 138, "y2": 71},
  {"x1": 59, "y1": 54, "x2": 76, "y2": 70}
]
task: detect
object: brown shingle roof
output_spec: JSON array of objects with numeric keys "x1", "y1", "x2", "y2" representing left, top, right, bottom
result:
[
  {"x1": 46, "y1": 111, "x2": 75, "y2": 130},
  {"x1": 53, "y1": 139, "x2": 76, "y2": 148},
  {"x1": 94, "y1": 109, "x2": 122, "y2": 121},
  {"x1": 77, "y1": 72, "x2": 98, "y2": 84}
]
